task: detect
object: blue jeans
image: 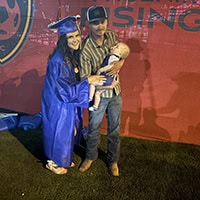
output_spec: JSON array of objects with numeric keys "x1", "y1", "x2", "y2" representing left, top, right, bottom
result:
[{"x1": 86, "y1": 93, "x2": 122, "y2": 164}]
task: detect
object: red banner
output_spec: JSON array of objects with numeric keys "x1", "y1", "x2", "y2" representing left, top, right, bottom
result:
[{"x1": 0, "y1": 0, "x2": 200, "y2": 145}]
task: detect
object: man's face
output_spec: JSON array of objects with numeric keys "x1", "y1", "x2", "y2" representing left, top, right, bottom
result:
[{"x1": 89, "y1": 19, "x2": 108, "y2": 37}]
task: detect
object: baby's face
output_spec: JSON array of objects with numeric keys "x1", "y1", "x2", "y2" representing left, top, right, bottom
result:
[{"x1": 110, "y1": 44, "x2": 122, "y2": 56}]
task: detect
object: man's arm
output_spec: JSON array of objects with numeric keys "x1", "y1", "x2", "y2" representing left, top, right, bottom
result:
[
  {"x1": 79, "y1": 53, "x2": 92, "y2": 79},
  {"x1": 97, "y1": 64, "x2": 114, "y2": 75},
  {"x1": 106, "y1": 59, "x2": 125, "y2": 76},
  {"x1": 96, "y1": 75, "x2": 119, "y2": 90}
]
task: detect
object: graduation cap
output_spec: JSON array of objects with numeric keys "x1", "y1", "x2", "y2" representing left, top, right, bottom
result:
[{"x1": 48, "y1": 15, "x2": 80, "y2": 36}]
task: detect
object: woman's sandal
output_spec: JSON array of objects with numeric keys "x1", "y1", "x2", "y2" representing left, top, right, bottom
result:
[
  {"x1": 70, "y1": 162, "x2": 75, "y2": 168},
  {"x1": 46, "y1": 160, "x2": 68, "y2": 175}
]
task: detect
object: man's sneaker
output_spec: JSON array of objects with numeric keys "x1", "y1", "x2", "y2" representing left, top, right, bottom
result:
[
  {"x1": 109, "y1": 163, "x2": 119, "y2": 177},
  {"x1": 79, "y1": 159, "x2": 94, "y2": 172}
]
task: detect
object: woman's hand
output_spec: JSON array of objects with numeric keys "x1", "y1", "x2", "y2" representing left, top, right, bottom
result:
[{"x1": 88, "y1": 75, "x2": 106, "y2": 85}]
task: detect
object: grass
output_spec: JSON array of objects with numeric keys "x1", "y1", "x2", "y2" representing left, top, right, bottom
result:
[{"x1": 0, "y1": 127, "x2": 200, "y2": 200}]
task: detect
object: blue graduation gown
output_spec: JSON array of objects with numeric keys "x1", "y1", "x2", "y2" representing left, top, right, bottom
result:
[{"x1": 41, "y1": 50, "x2": 89, "y2": 168}]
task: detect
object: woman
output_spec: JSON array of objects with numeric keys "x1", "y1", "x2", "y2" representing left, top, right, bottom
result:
[{"x1": 41, "y1": 16, "x2": 105, "y2": 175}]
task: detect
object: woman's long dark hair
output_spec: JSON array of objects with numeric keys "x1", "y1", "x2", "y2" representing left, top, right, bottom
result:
[{"x1": 48, "y1": 34, "x2": 79, "y2": 67}]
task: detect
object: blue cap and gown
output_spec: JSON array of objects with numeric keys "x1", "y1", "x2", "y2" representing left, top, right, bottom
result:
[{"x1": 41, "y1": 16, "x2": 89, "y2": 168}]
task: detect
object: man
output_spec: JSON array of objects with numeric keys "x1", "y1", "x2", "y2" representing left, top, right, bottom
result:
[{"x1": 79, "y1": 5, "x2": 124, "y2": 176}]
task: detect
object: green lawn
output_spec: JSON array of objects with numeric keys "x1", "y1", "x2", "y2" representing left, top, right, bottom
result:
[{"x1": 1, "y1": 127, "x2": 200, "y2": 200}]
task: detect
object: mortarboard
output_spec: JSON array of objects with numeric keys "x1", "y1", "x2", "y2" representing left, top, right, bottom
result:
[{"x1": 48, "y1": 15, "x2": 80, "y2": 36}]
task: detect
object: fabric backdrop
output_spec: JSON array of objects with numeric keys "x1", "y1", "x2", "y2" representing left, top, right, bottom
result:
[{"x1": 0, "y1": 0, "x2": 200, "y2": 145}]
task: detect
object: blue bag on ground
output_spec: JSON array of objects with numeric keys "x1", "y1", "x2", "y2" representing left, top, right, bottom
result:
[
  {"x1": 18, "y1": 112, "x2": 42, "y2": 131},
  {"x1": 0, "y1": 116, "x2": 19, "y2": 131}
]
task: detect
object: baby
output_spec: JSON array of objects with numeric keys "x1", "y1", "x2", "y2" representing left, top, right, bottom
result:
[{"x1": 89, "y1": 42, "x2": 130, "y2": 111}]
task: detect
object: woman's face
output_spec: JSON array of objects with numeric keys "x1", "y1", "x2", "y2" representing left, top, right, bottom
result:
[{"x1": 66, "y1": 30, "x2": 81, "y2": 50}]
